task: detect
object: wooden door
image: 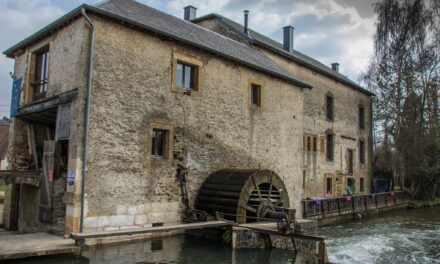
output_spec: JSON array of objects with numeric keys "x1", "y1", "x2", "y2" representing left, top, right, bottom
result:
[{"x1": 39, "y1": 140, "x2": 55, "y2": 223}]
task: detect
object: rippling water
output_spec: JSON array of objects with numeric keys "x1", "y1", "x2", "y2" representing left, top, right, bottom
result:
[{"x1": 319, "y1": 207, "x2": 440, "y2": 264}]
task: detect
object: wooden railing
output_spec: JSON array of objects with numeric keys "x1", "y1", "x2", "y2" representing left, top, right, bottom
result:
[{"x1": 302, "y1": 191, "x2": 410, "y2": 218}]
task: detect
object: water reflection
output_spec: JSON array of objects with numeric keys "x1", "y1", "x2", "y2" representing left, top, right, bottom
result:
[
  {"x1": 7, "y1": 235, "x2": 317, "y2": 264},
  {"x1": 82, "y1": 235, "x2": 317, "y2": 264}
]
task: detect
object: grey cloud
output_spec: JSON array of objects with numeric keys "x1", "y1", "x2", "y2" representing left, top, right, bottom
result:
[{"x1": 333, "y1": 0, "x2": 377, "y2": 18}]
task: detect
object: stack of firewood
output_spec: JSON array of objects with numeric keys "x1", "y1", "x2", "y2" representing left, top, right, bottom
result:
[{"x1": 12, "y1": 154, "x2": 30, "y2": 171}]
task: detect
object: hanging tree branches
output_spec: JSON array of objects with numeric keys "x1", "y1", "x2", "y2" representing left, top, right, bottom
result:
[{"x1": 363, "y1": 0, "x2": 440, "y2": 199}]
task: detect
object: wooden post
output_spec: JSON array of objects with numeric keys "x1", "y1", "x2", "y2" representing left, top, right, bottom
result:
[
  {"x1": 26, "y1": 123, "x2": 39, "y2": 172},
  {"x1": 352, "y1": 196, "x2": 355, "y2": 213},
  {"x1": 364, "y1": 196, "x2": 368, "y2": 211},
  {"x1": 303, "y1": 201, "x2": 307, "y2": 218},
  {"x1": 318, "y1": 241, "x2": 329, "y2": 264},
  {"x1": 291, "y1": 237, "x2": 299, "y2": 252},
  {"x1": 375, "y1": 194, "x2": 378, "y2": 209},
  {"x1": 338, "y1": 198, "x2": 341, "y2": 215}
]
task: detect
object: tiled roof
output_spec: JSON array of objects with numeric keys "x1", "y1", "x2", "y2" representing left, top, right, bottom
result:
[
  {"x1": 3, "y1": 0, "x2": 312, "y2": 89},
  {"x1": 192, "y1": 14, "x2": 374, "y2": 96}
]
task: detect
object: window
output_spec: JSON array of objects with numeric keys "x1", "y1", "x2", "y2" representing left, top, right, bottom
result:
[
  {"x1": 360, "y1": 178, "x2": 365, "y2": 192},
  {"x1": 304, "y1": 134, "x2": 317, "y2": 153},
  {"x1": 307, "y1": 136, "x2": 311, "y2": 151},
  {"x1": 359, "y1": 106, "x2": 365, "y2": 129},
  {"x1": 151, "y1": 129, "x2": 169, "y2": 158},
  {"x1": 359, "y1": 140, "x2": 365, "y2": 164},
  {"x1": 348, "y1": 149, "x2": 353, "y2": 174},
  {"x1": 326, "y1": 178, "x2": 332, "y2": 194},
  {"x1": 32, "y1": 47, "x2": 49, "y2": 101},
  {"x1": 176, "y1": 62, "x2": 197, "y2": 90},
  {"x1": 326, "y1": 95, "x2": 333, "y2": 121},
  {"x1": 148, "y1": 119, "x2": 173, "y2": 163},
  {"x1": 248, "y1": 79, "x2": 264, "y2": 109},
  {"x1": 313, "y1": 137, "x2": 317, "y2": 152},
  {"x1": 326, "y1": 133, "x2": 334, "y2": 161},
  {"x1": 251, "y1": 83, "x2": 262, "y2": 107},
  {"x1": 172, "y1": 52, "x2": 202, "y2": 96}
]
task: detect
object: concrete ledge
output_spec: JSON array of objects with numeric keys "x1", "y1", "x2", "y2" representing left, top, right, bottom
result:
[{"x1": 0, "y1": 232, "x2": 79, "y2": 260}]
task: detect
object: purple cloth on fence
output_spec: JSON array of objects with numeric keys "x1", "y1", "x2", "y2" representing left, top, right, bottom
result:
[{"x1": 307, "y1": 197, "x2": 322, "y2": 213}]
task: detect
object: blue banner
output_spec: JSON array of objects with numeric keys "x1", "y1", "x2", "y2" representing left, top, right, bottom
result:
[{"x1": 10, "y1": 77, "x2": 22, "y2": 118}]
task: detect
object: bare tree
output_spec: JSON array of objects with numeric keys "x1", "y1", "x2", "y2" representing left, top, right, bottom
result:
[{"x1": 363, "y1": 0, "x2": 440, "y2": 199}]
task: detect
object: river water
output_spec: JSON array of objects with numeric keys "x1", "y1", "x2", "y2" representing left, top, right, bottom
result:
[{"x1": 7, "y1": 207, "x2": 440, "y2": 264}]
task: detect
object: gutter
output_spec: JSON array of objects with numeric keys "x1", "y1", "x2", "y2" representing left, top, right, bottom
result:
[{"x1": 80, "y1": 8, "x2": 94, "y2": 233}]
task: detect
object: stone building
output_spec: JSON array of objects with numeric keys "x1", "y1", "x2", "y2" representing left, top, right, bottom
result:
[
  {"x1": 191, "y1": 12, "x2": 374, "y2": 198},
  {"x1": 2, "y1": 0, "x2": 372, "y2": 235}
]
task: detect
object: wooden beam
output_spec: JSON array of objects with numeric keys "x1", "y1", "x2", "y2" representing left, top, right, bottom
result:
[
  {"x1": 71, "y1": 220, "x2": 234, "y2": 241},
  {"x1": 237, "y1": 224, "x2": 325, "y2": 241},
  {"x1": 18, "y1": 88, "x2": 78, "y2": 116}
]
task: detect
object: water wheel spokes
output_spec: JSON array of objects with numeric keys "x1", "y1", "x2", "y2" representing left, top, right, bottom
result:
[{"x1": 195, "y1": 169, "x2": 289, "y2": 224}]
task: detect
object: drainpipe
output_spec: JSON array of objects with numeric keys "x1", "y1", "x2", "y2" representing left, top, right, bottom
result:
[{"x1": 80, "y1": 8, "x2": 94, "y2": 233}]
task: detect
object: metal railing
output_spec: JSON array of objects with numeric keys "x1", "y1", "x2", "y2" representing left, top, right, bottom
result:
[{"x1": 302, "y1": 191, "x2": 410, "y2": 218}]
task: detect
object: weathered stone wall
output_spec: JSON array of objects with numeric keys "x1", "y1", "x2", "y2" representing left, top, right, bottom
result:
[
  {"x1": 194, "y1": 18, "x2": 373, "y2": 199},
  {"x1": 81, "y1": 15, "x2": 305, "y2": 232},
  {"x1": 4, "y1": 17, "x2": 89, "y2": 233},
  {"x1": 263, "y1": 51, "x2": 373, "y2": 198}
]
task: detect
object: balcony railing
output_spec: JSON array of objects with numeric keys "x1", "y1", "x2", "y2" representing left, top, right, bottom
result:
[{"x1": 302, "y1": 191, "x2": 410, "y2": 218}]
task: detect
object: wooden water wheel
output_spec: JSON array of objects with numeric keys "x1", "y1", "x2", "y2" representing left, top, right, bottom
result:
[{"x1": 195, "y1": 169, "x2": 290, "y2": 223}]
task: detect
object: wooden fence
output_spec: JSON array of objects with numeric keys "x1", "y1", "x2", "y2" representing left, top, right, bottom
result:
[{"x1": 302, "y1": 191, "x2": 409, "y2": 218}]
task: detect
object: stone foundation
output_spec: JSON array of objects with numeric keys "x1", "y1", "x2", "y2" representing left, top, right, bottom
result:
[{"x1": 83, "y1": 201, "x2": 182, "y2": 233}]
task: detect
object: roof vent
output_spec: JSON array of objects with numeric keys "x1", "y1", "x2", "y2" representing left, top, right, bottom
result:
[
  {"x1": 331, "y1": 63, "x2": 339, "y2": 72},
  {"x1": 184, "y1": 5, "x2": 197, "y2": 21},
  {"x1": 244, "y1": 10, "x2": 249, "y2": 35},
  {"x1": 283, "y1": 26, "x2": 294, "y2": 53}
]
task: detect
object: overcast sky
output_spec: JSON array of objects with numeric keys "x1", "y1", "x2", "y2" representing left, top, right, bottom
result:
[{"x1": 0, "y1": 0, "x2": 378, "y2": 118}]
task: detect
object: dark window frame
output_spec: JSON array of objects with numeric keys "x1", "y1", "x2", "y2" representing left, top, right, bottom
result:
[
  {"x1": 151, "y1": 128, "x2": 169, "y2": 159},
  {"x1": 348, "y1": 149, "x2": 354, "y2": 174},
  {"x1": 359, "y1": 140, "x2": 365, "y2": 164},
  {"x1": 326, "y1": 133, "x2": 334, "y2": 162},
  {"x1": 326, "y1": 177, "x2": 332, "y2": 194},
  {"x1": 359, "y1": 106, "x2": 365, "y2": 129},
  {"x1": 176, "y1": 61, "x2": 198, "y2": 91},
  {"x1": 313, "y1": 136, "x2": 317, "y2": 152},
  {"x1": 326, "y1": 94, "x2": 334, "y2": 121},
  {"x1": 251, "y1": 83, "x2": 262, "y2": 107},
  {"x1": 32, "y1": 47, "x2": 50, "y2": 101},
  {"x1": 360, "y1": 178, "x2": 365, "y2": 192}
]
